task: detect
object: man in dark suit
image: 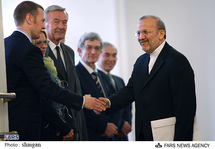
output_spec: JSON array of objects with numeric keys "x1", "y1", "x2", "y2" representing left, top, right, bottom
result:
[
  {"x1": 101, "y1": 15, "x2": 196, "y2": 141},
  {"x1": 4, "y1": 1, "x2": 106, "y2": 141},
  {"x1": 44, "y1": 5, "x2": 88, "y2": 141},
  {"x1": 97, "y1": 42, "x2": 132, "y2": 141},
  {"x1": 75, "y1": 32, "x2": 120, "y2": 141}
]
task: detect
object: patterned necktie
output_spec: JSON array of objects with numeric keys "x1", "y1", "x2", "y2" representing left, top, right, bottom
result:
[
  {"x1": 91, "y1": 72, "x2": 103, "y2": 95},
  {"x1": 56, "y1": 46, "x2": 67, "y2": 77}
]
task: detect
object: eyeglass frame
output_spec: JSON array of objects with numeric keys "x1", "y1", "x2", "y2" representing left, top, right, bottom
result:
[
  {"x1": 35, "y1": 40, "x2": 48, "y2": 46},
  {"x1": 134, "y1": 28, "x2": 163, "y2": 37},
  {"x1": 82, "y1": 45, "x2": 101, "y2": 52}
]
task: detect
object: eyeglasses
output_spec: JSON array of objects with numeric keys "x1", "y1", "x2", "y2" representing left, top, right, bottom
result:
[
  {"x1": 134, "y1": 28, "x2": 162, "y2": 37},
  {"x1": 83, "y1": 45, "x2": 101, "y2": 52},
  {"x1": 35, "y1": 40, "x2": 48, "y2": 46}
]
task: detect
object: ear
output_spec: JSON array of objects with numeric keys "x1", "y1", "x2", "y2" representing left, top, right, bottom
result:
[
  {"x1": 77, "y1": 48, "x2": 82, "y2": 56},
  {"x1": 26, "y1": 13, "x2": 34, "y2": 25},
  {"x1": 159, "y1": 29, "x2": 165, "y2": 40}
]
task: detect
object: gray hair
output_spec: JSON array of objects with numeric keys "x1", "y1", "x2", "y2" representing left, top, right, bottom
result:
[
  {"x1": 44, "y1": 5, "x2": 68, "y2": 22},
  {"x1": 103, "y1": 42, "x2": 117, "y2": 53},
  {"x1": 77, "y1": 32, "x2": 103, "y2": 49},
  {"x1": 139, "y1": 15, "x2": 166, "y2": 39}
]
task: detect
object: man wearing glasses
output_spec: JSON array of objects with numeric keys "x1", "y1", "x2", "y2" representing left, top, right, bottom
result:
[
  {"x1": 76, "y1": 32, "x2": 120, "y2": 141},
  {"x1": 101, "y1": 15, "x2": 198, "y2": 141}
]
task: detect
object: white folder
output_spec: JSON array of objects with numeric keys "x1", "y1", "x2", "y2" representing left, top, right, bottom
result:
[{"x1": 150, "y1": 116, "x2": 201, "y2": 141}]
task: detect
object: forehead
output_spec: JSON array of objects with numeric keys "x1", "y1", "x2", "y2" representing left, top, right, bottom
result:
[
  {"x1": 48, "y1": 11, "x2": 67, "y2": 20},
  {"x1": 103, "y1": 46, "x2": 117, "y2": 54},
  {"x1": 84, "y1": 39, "x2": 101, "y2": 46},
  {"x1": 37, "y1": 8, "x2": 45, "y2": 18},
  {"x1": 137, "y1": 17, "x2": 158, "y2": 30},
  {"x1": 36, "y1": 33, "x2": 46, "y2": 41}
]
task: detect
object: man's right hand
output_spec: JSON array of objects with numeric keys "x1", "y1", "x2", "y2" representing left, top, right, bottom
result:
[
  {"x1": 99, "y1": 97, "x2": 111, "y2": 108},
  {"x1": 84, "y1": 94, "x2": 106, "y2": 112}
]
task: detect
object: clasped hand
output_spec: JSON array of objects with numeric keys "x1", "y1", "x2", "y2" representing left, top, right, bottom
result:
[{"x1": 84, "y1": 95, "x2": 110, "y2": 114}]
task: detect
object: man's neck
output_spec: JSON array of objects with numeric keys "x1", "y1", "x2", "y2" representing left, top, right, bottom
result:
[
  {"x1": 48, "y1": 37, "x2": 60, "y2": 46},
  {"x1": 87, "y1": 62, "x2": 95, "y2": 70}
]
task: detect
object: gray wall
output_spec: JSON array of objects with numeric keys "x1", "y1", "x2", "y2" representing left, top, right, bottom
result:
[{"x1": 2, "y1": 0, "x2": 215, "y2": 141}]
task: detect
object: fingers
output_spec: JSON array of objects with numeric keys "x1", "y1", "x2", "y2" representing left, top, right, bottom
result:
[
  {"x1": 63, "y1": 129, "x2": 74, "y2": 141},
  {"x1": 84, "y1": 95, "x2": 107, "y2": 112},
  {"x1": 99, "y1": 97, "x2": 110, "y2": 108}
]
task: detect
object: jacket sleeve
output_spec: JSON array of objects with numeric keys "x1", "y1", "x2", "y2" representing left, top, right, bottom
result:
[
  {"x1": 23, "y1": 47, "x2": 83, "y2": 110},
  {"x1": 170, "y1": 55, "x2": 196, "y2": 141}
]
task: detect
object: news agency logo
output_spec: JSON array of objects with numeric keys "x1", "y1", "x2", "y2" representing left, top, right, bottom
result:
[
  {"x1": 4, "y1": 134, "x2": 19, "y2": 140},
  {"x1": 155, "y1": 143, "x2": 163, "y2": 148}
]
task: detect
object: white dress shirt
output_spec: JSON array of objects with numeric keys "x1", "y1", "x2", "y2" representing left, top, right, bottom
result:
[
  {"x1": 148, "y1": 41, "x2": 165, "y2": 73},
  {"x1": 48, "y1": 40, "x2": 66, "y2": 70}
]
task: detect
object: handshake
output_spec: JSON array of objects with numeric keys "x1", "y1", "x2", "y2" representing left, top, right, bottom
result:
[{"x1": 83, "y1": 95, "x2": 110, "y2": 113}]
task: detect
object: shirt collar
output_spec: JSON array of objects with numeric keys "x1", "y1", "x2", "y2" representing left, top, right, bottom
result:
[
  {"x1": 80, "y1": 60, "x2": 98, "y2": 74},
  {"x1": 48, "y1": 39, "x2": 61, "y2": 52},
  {"x1": 97, "y1": 66, "x2": 108, "y2": 74},
  {"x1": 150, "y1": 41, "x2": 166, "y2": 58},
  {"x1": 16, "y1": 29, "x2": 32, "y2": 42}
]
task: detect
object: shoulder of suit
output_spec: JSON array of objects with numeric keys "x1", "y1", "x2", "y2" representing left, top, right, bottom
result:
[
  {"x1": 60, "y1": 43, "x2": 74, "y2": 51},
  {"x1": 112, "y1": 74, "x2": 123, "y2": 80}
]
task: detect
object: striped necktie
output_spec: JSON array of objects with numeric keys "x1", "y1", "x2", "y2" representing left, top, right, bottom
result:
[{"x1": 91, "y1": 72, "x2": 103, "y2": 95}]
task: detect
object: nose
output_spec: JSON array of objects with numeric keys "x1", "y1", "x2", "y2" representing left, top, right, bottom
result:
[
  {"x1": 58, "y1": 22, "x2": 64, "y2": 29},
  {"x1": 91, "y1": 48, "x2": 97, "y2": 54},
  {"x1": 138, "y1": 32, "x2": 146, "y2": 40},
  {"x1": 42, "y1": 22, "x2": 45, "y2": 29}
]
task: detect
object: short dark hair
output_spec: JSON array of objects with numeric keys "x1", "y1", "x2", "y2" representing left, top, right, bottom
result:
[
  {"x1": 13, "y1": 1, "x2": 44, "y2": 27},
  {"x1": 139, "y1": 15, "x2": 166, "y2": 39}
]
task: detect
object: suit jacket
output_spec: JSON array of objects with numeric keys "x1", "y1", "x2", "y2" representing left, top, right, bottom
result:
[
  {"x1": 76, "y1": 62, "x2": 119, "y2": 141},
  {"x1": 4, "y1": 31, "x2": 83, "y2": 141},
  {"x1": 109, "y1": 42, "x2": 196, "y2": 141},
  {"x1": 47, "y1": 43, "x2": 88, "y2": 141},
  {"x1": 112, "y1": 75, "x2": 132, "y2": 141}
]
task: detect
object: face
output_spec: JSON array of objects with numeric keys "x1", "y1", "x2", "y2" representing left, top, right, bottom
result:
[
  {"x1": 97, "y1": 45, "x2": 117, "y2": 72},
  {"x1": 137, "y1": 17, "x2": 165, "y2": 54},
  {"x1": 34, "y1": 33, "x2": 47, "y2": 57},
  {"x1": 45, "y1": 11, "x2": 67, "y2": 45},
  {"x1": 31, "y1": 8, "x2": 45, "y2": 39},
  {"x1": 78, "y1": 39, "x2": 102, "y2": 68}
]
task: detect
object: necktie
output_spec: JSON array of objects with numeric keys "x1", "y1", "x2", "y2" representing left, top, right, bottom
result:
[
  {"x1": 107, "y1": 73, "x2": 116, "y2": 91},
  {"x1": 56, "y1": 46, "x2": 67, "y2": 77},
  {"x1": 147, "y1": 55, "x2": 151, "y2": 74},
  {"x1": 91, "y1": 72, "x2": 104, "y2": 96}
]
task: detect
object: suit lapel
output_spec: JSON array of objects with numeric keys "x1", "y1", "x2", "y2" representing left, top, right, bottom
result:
[
  {"x1": 60, "y1": 43, "x2": 76, "y2": 91},
  {"x1": 77, "y1": 62, "x2": 101, "y2": 96},
  {"x1": 141, "y1": 43, "x2": 168, "y2": 89}
]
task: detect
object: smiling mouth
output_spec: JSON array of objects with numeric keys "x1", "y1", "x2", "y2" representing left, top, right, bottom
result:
[{"x1": 140, "y1": 40, "x2": 148, "y2": 46}]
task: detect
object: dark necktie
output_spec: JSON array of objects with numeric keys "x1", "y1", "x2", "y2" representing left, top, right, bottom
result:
[
  {"x1": 107, "y1": 73, "x2": 116, "y2": 91},
  {"x1": 91, "y1": 72, "x2": 104, "y2": 96},
  {"x1": 56, "y1": 46, "x2": 67, "y2": 77}
]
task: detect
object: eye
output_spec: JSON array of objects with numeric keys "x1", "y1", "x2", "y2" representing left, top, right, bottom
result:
[
  {"x1": 62, "y1": 21, "x2": 67, "y2": 25},
  {"x1": 36, "y1": 42, "x2": 42, "y2": 45},
  {"x1": 94, "y1": 47, "x2": 101, "y2": 51},
  {"x1": 143, "y1": 30, "x2": 150, "y2": 35},
  {"x1": 53, "y1": 19, "x2": 60, "y2": 24}
]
